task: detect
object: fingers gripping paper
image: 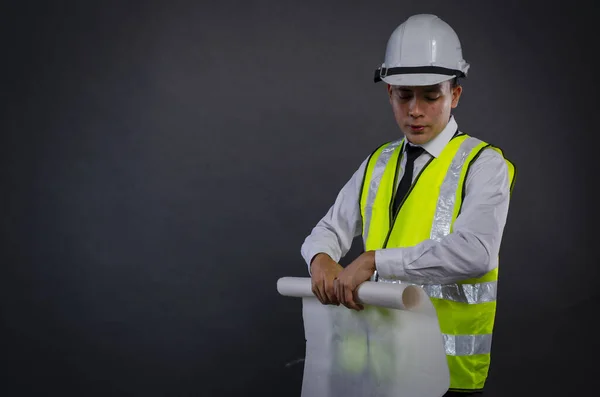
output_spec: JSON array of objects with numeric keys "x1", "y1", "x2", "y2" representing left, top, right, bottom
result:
[{"x1": 277, "y1": 277, "x2": 450, "y2": 397}]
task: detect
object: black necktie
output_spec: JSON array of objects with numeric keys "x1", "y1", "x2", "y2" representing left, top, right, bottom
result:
[{"x1": 392, "y1": 143, "x2": 425, "y2": 216}]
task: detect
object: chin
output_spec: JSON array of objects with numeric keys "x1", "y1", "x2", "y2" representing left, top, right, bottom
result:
[{"x1": 406, "y1": 133, "x2": 429, "y2": 145}]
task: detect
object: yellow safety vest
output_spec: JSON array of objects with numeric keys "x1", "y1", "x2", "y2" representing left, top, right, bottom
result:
[{"x1": 359, "y1": 133, "x2": 516, "y2": 391}]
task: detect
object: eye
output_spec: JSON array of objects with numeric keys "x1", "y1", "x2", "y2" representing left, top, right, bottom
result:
[
  {"x1": 396, "y1": 92, "x2": 412, "y2": 99},
  {"x1": 425, "y1": 95, "x2": 440, "y2": 101}
]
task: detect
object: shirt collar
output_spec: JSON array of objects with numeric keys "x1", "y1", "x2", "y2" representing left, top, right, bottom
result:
[{"x1": 404, "y1": 116, "x2": 458, "y2": 158}]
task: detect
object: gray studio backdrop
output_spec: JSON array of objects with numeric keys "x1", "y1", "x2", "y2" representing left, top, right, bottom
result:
[{"x1": 2, "y1": 1, "x2": 596, "y2": 396}]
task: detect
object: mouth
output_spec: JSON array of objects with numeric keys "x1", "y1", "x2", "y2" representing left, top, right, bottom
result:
[{"x1": 409, "y1": 125, "x2": 426, "y2": 133}]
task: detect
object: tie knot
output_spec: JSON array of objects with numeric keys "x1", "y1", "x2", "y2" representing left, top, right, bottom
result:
[{"x1": 406, "y1": 144, "x2": 425, "y2": 160}]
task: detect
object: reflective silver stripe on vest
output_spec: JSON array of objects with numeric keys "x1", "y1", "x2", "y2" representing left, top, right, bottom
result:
[
  {"x1": 430, "y1": 137, "x2": 483, "y2": 242},
  {"x1": 376, "y1": 279, "x2": 496, "y2": 304},
  {"x1": 443, "y1": 333, "x2": 493, "y2": 356},
  {"x1": 422, "y1": 281, "x2": 497, "y2": 304},
  {"x1": 362, "y1": 139, "x2": 404, "y2": 246}
]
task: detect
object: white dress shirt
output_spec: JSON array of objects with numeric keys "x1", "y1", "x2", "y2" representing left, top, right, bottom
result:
[{"x1": 300, "y1": 116, "x2": 512, "y2": 285}]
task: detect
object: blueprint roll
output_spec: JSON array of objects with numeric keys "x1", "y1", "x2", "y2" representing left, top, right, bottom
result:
[{"x1": 277, "y1": 277, "x2": 450, "y2": 397}]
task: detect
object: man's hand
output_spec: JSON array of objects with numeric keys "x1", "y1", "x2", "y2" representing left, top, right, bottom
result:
[
  {"x1": 334, "y1": 251, "x2": 376, "y2": 311},
  {"x1": 310, "y1": 253, "x2": 343, "y2": 305}
]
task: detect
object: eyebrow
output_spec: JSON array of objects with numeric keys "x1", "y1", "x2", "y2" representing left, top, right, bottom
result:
[
  {"x1": 423, "y1": 85, "x2": 443, "y2": 92},
  {"x1": 395, "y1": 84, "x2": 443, "y2": 92}
]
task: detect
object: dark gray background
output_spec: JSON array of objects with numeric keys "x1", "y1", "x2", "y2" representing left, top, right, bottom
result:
[{"x1": 1, "y1": 0, "x2": 597, "y2": 396}]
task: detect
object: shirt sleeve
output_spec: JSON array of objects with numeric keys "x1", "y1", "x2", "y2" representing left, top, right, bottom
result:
[
  {"x1": 300, "y1": 157, "x2": 369, "y2": 274},
  {"x1": 374, "y1": 148, "x2": 512, "y2": 284}
]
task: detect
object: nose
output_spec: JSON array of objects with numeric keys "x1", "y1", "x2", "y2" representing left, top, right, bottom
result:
[{"x1": 408, "y1": 97, "x2": 424, "y2": 118}]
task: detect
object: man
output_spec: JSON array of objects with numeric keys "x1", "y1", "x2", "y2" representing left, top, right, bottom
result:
[{"x1": 300, "y1": 14, "x2": 516, "y2": 396}]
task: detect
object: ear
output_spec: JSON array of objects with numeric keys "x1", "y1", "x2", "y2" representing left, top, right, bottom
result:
[
  {"x1": 451, "y1": 85, "x2": 463, "y2": 108},
  {"x1": 387, "y1": 84, "x2": 393, "y2": 103}
]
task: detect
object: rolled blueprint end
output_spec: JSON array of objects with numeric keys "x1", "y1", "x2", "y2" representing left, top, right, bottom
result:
[{"x1": 276, "y1": 277, "x2": 427, "y2": 312}]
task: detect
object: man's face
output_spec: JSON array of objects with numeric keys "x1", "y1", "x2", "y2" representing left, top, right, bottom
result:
[{"x1": 387, "y1": 81, "x2": 462, "y2": 145}]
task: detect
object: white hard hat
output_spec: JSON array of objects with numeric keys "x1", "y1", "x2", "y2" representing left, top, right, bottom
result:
[{"x1": 374, "y1": 14, "x2": 470, "y2": 86}]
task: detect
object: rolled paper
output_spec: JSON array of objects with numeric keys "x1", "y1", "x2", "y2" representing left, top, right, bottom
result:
[{"x1": 277, "y1": 277, "x2": 450, "y2": 397}]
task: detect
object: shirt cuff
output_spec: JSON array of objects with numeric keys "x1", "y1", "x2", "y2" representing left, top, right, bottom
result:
[
  {"x1": 375, "y1": 248, "x2": 407, "y2": 280},
  {"x1": 303, "y1": 247, "x2": 341, "y2": 275}
]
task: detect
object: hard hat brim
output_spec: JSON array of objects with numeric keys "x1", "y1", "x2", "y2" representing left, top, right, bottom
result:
[{"x1": 381, "y1": 73, "x2": 456, "y2": 87}]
